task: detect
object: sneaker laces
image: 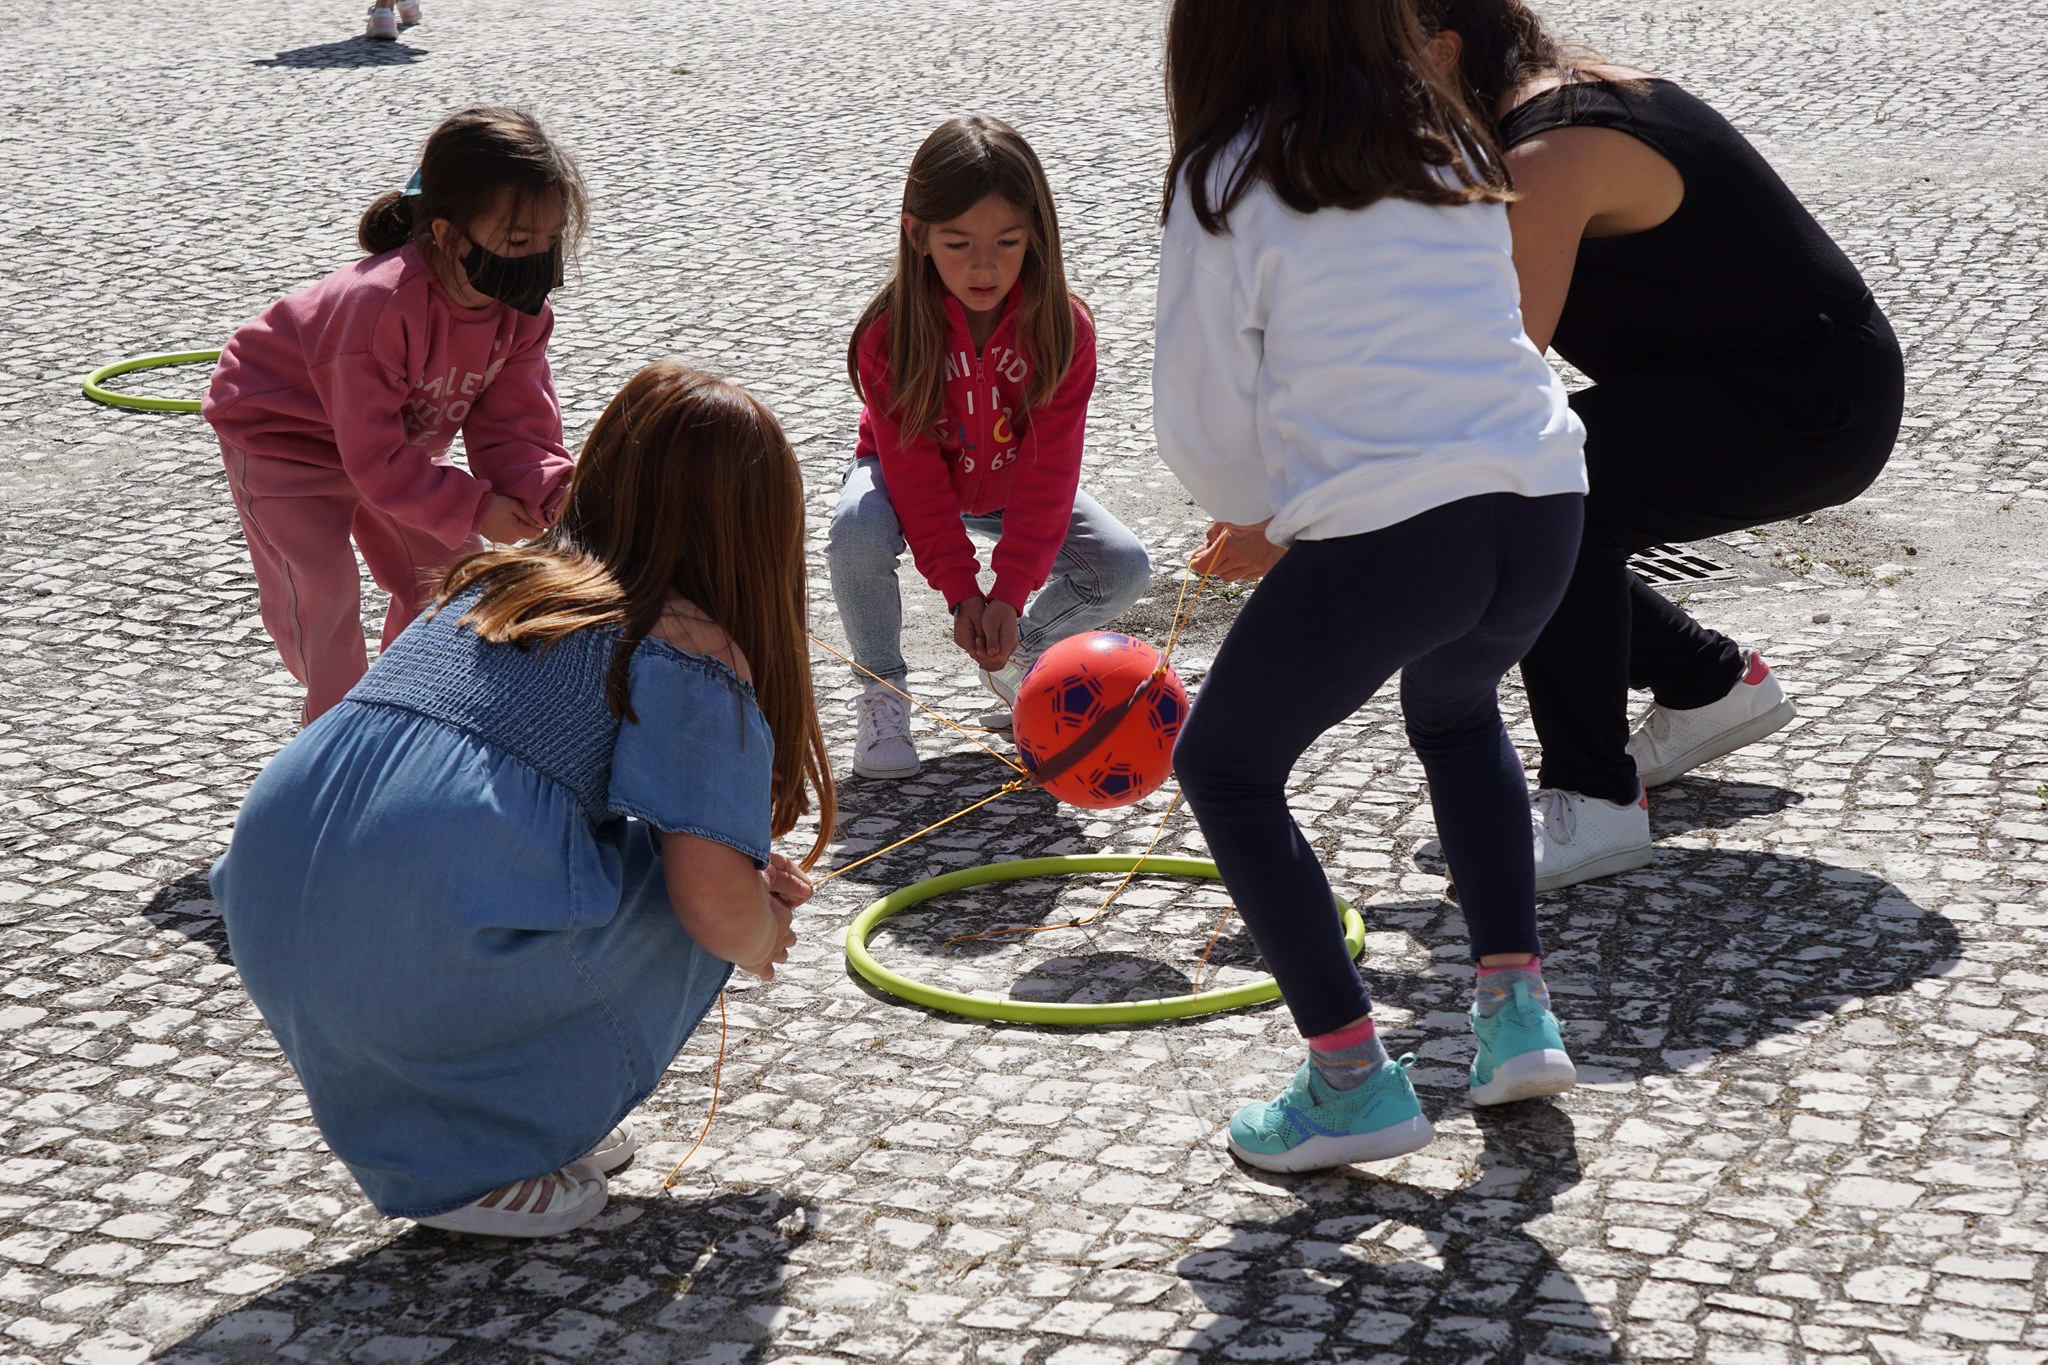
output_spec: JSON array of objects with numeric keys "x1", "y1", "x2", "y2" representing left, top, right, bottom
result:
[
  {"x1": 1533, "y1": 788, "x2": 1576, "y2": 845},
  {"x1": 853, "y1": 689, "x2": 910, "y2": 751},
  {"x1": 1644, "y1": 705, "x2": 1673, "y2": 743}
]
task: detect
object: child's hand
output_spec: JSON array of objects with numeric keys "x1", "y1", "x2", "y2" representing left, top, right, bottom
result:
[
  {"x1": 737, "y1": 893, "x2": 796, "y2": 982},
  {"x1": 763, "y1": 853, "x2": 813, "y2": 910},
  {"x1": 480, "y1": 495, "x2": 545, "y2": 545},
  {"x1": 974, "y1": 600, "x2": 1020, "y2": 670},
  {"x1": 1191, "y1": 519, "x2": 1285, "y2": 581},
  {"x1": 952, "y1": 594, "x2": 989, "y2": 659}
]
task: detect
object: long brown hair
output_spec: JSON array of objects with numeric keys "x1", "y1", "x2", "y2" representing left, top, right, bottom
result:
[
  {"x1": 1415, "y1": 0, "x2": 1638, "y2": 136},
  {"x1": 436, "y1": 362, "x2": 835, "y2": 868},
  {"x1": 1162, "y1": 0, "x2": 1509, "y2": 234},
  {"x1": 847, "y1": 116, "x2": 1078, "y2": 442},
  {"x1": 358, "y1": 105, "x2": 589, "y2": 281}
]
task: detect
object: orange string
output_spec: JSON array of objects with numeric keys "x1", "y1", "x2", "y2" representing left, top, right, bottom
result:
[
  {"x1": 811, "y1": 779, "x2": 1029, "y2": 887},
  {"x1": 810, "y1": 634, "x2": 1025, "y2": 773},
  {"x1": 943, "y1": 790, "x2": 1184, "y2": 946},
  {"x1": 1189, "y1": 903, "x2": 1237, "y2": 999},
  {"x1": 662, "y1": 990, "x2": 726, "y2": 1189}
]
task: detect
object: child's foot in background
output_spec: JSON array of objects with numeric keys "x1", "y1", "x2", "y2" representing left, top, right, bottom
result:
[
  {"x1": 977, "y1": 654, "x2": 1034, "y2": 730},
  {"x1": 851, "y1": 681, "x2": 920, "y2": 779},
  {"x1": 395, "y1": 0, "x2": 422, "y2": 24},
  {"x1": 365, "y1": 5, "x2": 399, "y2": 39},
  {"x1": 1227, "y1": 1055, "x2": 1433, "y2": 1173}
]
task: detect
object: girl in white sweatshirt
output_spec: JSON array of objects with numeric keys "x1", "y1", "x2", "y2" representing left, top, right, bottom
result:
[{"x1": 1155, "y1": 0, "x2": 1588, "y2": 1173}]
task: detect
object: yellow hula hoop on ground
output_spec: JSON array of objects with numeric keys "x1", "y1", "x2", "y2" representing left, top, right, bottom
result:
[
  {"x1": 843, "y1": 853, "x2": 1367, "y2": 1026},
  {"x1": 81, "y1": 350, "x2": 221, "y2": 413}
]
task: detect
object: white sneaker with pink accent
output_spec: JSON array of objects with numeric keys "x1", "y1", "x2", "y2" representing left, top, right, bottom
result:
[
  {"x1": 1532, "y1": 783, "x2": 1652, "y2": 893},
  {"x1": 1627, "y1": 649, "x2": 1795, "y2": 788},
  {"x1": 395, "y1": 0, "x2": 422, "y2": 24}
]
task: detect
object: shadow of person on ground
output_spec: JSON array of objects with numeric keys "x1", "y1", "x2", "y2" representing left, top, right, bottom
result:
[
  {"x1": 1414, "y1": 777, "x2": 1804, "y2": 876},
  {"x1": 1169, "y1": 851, "x2": 1958, "y2": 1358},
  {"x1": 156, "y1": 1187, "x2": 812, "y2": 1362},
  {"x1": 252, "y1": 40, "x2": 426, "y2": 68},
  {"x1": 1179, "y1": 1104, "x2": 1592, "y2": 1359}
]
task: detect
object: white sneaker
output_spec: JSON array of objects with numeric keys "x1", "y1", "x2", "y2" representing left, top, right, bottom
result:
[
  {"x1": 1627, "y1": 649, "x2": 1795, "y2": 788},
  {"x1": 851, "y1": 681, "x2": 920, "y2": 779},
  {"x1": 1531, "y1": 784, "x2": 1652, "y2": 893},
  {"x1": 579, "y1": 1122, "x2": 637, "y2": 1174},
  {"x1": 395, "y1": 0, "x2": 422, "y2": 23},
  {"x1": 977, "y1": 656, "x2": 1033, "y2": 730},
  {"x1": 414, "y1": 1161, "x2": 607, "y2": 1238},
  {"x1": 365, "y1": 5, "x2": 399, "y2": 38}
]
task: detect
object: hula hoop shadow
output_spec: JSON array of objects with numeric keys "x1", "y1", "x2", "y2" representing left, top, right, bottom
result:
[
  {"x1": 844, "y1": 853, "x2": 1365, "y2": 1027},
  {"x1": 82, "y1": 349, "x2": 220, "y2": 413}
]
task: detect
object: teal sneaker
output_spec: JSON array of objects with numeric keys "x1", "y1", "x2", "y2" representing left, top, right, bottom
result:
[
  {"x1": 1227, "y1": 1055, "x2": 1435, "y2": 1173},
  {"x1": 1469, "y1": 982, "x2": 1577, "y2": 1106}
]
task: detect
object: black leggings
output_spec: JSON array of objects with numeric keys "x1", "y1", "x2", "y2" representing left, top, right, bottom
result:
[
  {"x1": 1522, "y1": 312, "x2": 1905, "y2": 804},
  {"x1": 1174, "y1": 492, "x2": 1584, "y2": 1038}
]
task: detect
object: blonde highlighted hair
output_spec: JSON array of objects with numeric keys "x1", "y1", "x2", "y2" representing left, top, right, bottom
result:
[
  {"x1": 436, "y1": 361, "x2": 835, "y2": 868},
  {"x1": 848, "y1": 115, "x2": 1080, "y2": 442}
]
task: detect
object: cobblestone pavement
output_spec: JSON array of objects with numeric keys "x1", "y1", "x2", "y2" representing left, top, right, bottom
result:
[{"x1": 3, "y1": 0, "x2": 2047, "y2": 1361}]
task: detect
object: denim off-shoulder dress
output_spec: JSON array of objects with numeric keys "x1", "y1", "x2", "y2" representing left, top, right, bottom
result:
[{"x1": 210, "y1": 590, "x2": 770, "y2": 1218}]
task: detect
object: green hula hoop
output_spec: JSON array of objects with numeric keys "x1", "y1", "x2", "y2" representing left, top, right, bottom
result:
[
  {"x1": 82, "y1": 349, "x2": 222, "y2": 413},
  {"x1": 843, "y1": 853, "x2": 1365, "y2": 1027}
]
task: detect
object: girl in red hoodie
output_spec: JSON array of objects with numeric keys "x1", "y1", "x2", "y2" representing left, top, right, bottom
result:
[
  {"x1": 204, "y1": 107, "x2": 582, "y2": 723},
  {"x1": 828, "y1": 116, "x2": 1152, "y2": 780}
]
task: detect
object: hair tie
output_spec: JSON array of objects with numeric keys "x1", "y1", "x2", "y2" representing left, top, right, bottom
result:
[{"x1": 402, "y1": 170, "x2": 423, "y2": 198}]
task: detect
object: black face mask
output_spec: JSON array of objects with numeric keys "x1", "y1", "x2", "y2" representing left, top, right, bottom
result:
[{"x1": 459, "y1": 241, "x2": 563, "y2": 315}]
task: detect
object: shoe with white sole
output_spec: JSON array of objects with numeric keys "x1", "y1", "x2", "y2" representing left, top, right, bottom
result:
[
  {"x1": 977, "y1": 656, "x2": 1033, "y2": 731},
  {"x1": 395, "y1": 0, "x2": 422, "y2": 23},
  {"x1": 1227, "y1": 1055, "x2": 1435, "y2": 1173},
  {"x1": 365, "y1": 5, "x2": 399, "y2": 39},
  {"x1": 1469, "y1": 983, "x2": 1578, "y2": 1106},
  {"x1": 1627, "y1": 649, "x2": 1795, "y2": 788},
  {"x1": 414, "y1": 1160, "x2": 607, "y2": 1238},
  {"x1": 851, "y1": 681, "x2": 920, "y2": 779},
  {"x1": 1531, "y1": 783, "x2": 1652, "y2": 893},
  {"x1": 579, "y1": 1122, "x2": 637, "y2": 1174}
]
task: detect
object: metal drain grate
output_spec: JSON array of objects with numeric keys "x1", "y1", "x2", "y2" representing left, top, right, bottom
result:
[{"x1": 1628, "y1": 543, "x2": 1740, "y2": 585}]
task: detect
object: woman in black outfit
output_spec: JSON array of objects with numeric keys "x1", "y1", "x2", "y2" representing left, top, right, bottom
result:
[{"x1": 1419, "y1": 0, "x2": 1905, "y2": 890}]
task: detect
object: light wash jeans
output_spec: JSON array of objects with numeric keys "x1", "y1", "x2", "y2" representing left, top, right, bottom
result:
[{"x1": 827, "y1": 456, "x2": 1152, "y2": 686}]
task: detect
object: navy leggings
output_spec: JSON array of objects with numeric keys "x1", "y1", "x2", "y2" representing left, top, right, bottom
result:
[{"x1": 1174, "y1": 492, "x2": 1584, "y2": 1038}]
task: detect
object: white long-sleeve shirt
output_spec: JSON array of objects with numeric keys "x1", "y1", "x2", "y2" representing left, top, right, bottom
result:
[{"x1": 1153, "y1": 157, "x2": 1586, "y2": 545}]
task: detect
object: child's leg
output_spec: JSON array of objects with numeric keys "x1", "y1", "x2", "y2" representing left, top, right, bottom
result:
[
  {"x1": 221, "y1": 443, "x2": 372, "y2": 723},
  {"x1": 1399, "y1": 493, "x2": 1584, "y2": 953},
  {"x1": 1175, "y1": 510, "x2": 1513, "y2": 1039},
  {"x1": 353, "y1": 500, "x2": 480, "y2": 654},
  {"x1": 1007, "y1": 490, "x2": 1151, "y2": 659},
  {"x1": 825, "y1": 458, "x2": 911, "y2": 687}
]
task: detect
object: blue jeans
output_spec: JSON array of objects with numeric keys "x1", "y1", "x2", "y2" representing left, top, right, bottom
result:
[
  {"x1": 826, "y1": 456, "x2": 1152, "y2": 685},
  {"x1": 1174, "y1": 492, "x2": 1584, "y2": 1038}
]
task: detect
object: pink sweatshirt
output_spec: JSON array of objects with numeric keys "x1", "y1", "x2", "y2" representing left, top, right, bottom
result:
[{"x1": 204, "y1": 243, "x2": 574, "y2": 549}]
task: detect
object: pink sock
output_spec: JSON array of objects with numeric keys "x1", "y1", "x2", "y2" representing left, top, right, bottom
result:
[
  {"x1": 1477, "y1": 955, "x2": 1541, "y2": 977},
  {"x1": 1308, "y1": 1017, "x2": 1378, "y2": 1050}
]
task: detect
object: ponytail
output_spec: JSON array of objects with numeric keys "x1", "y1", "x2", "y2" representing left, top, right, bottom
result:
[{"x1": 358, "y1": 190, "x2": 417, "y2": 255}]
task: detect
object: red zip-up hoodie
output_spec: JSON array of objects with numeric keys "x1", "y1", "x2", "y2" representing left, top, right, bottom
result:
[{"x1": 853, "y1": 287, "x2": 1097, "y2": 612}]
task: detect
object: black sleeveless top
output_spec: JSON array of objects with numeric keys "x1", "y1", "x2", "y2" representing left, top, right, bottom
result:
[{"x1": 1499, "y1": 79, "x2": 1875, "y2": 383}]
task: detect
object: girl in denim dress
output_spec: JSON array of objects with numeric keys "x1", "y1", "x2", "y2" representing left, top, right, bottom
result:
[{"x1": 211, "y1": 361, "x2": 835, "y2": 1237}]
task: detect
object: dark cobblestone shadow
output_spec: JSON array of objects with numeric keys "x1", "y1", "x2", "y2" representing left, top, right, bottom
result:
[
  {"x1": 251, "y1": 40, "x2": 426, "y2": 68},
  {"x1": 1182, "y1": 1104, "x2": 1592, "y2": 1360},
  {"x1": 1162, "y1": 855, "x2": 1957, "y2": 1358},
  {"x1": 154, "y1": 1189, "x2": 811, "y2": 1363}
]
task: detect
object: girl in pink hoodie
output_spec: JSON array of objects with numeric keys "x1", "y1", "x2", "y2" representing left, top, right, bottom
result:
[
  {"x1": 827, "y1": 115, "x2": 1152, "y2": 780},
  {"x1": 205, "y1": 106, "x2": 583, "y2": 722}
]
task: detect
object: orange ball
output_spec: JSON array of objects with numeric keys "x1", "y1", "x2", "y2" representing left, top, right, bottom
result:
[{"x1": 1013, "y1": 632, "x2": 1188, "y2": 808}]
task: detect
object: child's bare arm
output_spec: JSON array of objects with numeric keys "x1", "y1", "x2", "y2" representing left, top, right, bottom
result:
[{"x1": 660, "y1": 833, "x2": 798, "y2": 980}]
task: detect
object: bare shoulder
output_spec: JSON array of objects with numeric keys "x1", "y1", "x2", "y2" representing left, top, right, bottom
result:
[{"x1": 649, "y1": 598, "x2": 754, "y2": 685}]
